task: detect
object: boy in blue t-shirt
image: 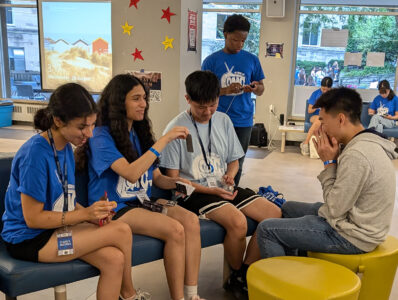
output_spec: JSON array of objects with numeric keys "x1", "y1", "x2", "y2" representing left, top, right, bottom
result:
[{"x1": 202, "y1": 14, "x2": 265, "y2": 186}]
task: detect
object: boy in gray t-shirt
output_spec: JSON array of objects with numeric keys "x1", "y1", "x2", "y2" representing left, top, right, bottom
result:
[{"x1": 160, "y1": 70, "x2": 281, "y2": 296}]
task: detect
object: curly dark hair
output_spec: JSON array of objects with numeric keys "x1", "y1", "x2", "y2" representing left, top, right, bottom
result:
[
  {"x1": 75, "y1": 74, "x2": 156, "y2": 170},
  {"x1": 97, "y1": 74, "x2": 156, "y2": 163},
  {"x1": 223, "y1": 14, "x2": 250, "y2": 33}
]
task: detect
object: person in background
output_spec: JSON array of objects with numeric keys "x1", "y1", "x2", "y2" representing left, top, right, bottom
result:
[
  {"x1": 306, "y1": 74, "x2": 315, "y2": 87},
  {"x1": 368, "y1": 80, "x2": 398, "y2": 133},
  {"x1": 1, "y1": 83, "x2": 149, "y2": 300},
  {"x1": 201, "y1": 14, "x2": 265, "y2": 186},
  {"x1": 298, "y1": 68, "x2": 306, "y2": 85},
  {"x1": 300, "y1": 77, "x2": 333, "y2": 156},
  {"x1": 83, "y1": 74, "x2": 204, "y2": 300}
]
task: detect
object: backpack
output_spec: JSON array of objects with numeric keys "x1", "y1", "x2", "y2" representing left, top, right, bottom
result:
[{"x1": 250, "y1": 123, "x2": 268, "y2": 147}]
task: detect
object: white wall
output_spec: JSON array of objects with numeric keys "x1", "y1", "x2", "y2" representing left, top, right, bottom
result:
[
  {"x1": 255, "y1": 0, "x2": 298, "y2": 139},
  {"x1": 112, "y1": 0, "x2": 202, "y2": 138}
]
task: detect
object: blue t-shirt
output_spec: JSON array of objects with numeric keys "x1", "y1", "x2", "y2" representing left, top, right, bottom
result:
[
  {"x1": 1, "y1": 134, "x2": 76, "y2": 244},
  {"x1": 202, "y1": 50, "x2": 265, "y2": 127},
  {"x1": 308, "y1": 88, "x2": 323, "y2": 117},
  {"x1": 160, "y1": 111, "x2": 244, "y2": 185},
  {"x1": 88, "y1": 126, "x2": 156, "y2": 212},
  {"x1": 369, "y1": 95, "x2": 398, "y2": 116}
]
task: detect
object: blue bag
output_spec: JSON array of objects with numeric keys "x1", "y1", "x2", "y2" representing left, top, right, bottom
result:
[{"x1": 258, "y1": 185, "x2": 286, "y2": 208}]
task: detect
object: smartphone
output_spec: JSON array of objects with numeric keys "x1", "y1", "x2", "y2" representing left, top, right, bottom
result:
[{"x1": 186, "y1": 134, "x2": 193, "y2": 152}]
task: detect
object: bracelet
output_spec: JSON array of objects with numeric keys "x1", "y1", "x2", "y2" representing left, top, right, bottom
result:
[
  {"x1": 61, "y1": 211, "x2": 66, "y2": 227},
  {"x1": 149, "y1": 147, "x2": 160, "y2": 158},
  {"x1": 323, "y1": 160, "x2": 337, "y2": 166}
]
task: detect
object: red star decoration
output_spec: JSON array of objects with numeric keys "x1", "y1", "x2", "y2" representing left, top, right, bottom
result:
[
  {"x1": 131, "y1": 48, "x2": 144, "y2": 61},
  {"x1": 161, "y1": 7, "x2": 176, "y2": 24},
  {"x1": 129, "y1": 0, "x2": 140, "y2": 9}
]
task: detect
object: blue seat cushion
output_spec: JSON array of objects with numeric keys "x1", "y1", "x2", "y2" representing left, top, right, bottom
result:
[{"x1": 0, "y1": 218, "x2": 257, "y2": 297}]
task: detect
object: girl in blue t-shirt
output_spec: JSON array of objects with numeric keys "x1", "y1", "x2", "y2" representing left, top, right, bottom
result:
[
  {"x1": 79, "y1": 74, "x2": 204, "y2": 300},
  {"x1": 1, "y1": 83, "x2": 149, "y2": 300},
  {"x1": 368, "y1": 80, "x2": 398, "y2": 133},
  {"x1": 300, "y1": 77, "x2": 333, "y2": 156}
]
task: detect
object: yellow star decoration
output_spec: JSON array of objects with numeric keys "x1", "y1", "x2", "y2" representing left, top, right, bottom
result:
[
  {"x1": 121, "y1": 21, "x2": 134, "y2": 36},
  {"x1": 162, "y1": 36, "x2": 174, "y2": 50}
]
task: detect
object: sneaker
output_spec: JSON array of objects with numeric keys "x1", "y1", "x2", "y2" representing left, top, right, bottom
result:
[
  {"x1": 223, "y1": 270, "x2": 248, "y2": 300},
  {"x1": 300, "y1": 142, "x2": 309, "y2": 156},
  {"x1": 119, "y1": 289, "x2": 151, "y2": 300}
]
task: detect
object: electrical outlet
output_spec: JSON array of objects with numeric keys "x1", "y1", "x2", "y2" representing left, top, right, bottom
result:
[{"x1": 269, "y1": 104, "x2": 274, "y2": 113}]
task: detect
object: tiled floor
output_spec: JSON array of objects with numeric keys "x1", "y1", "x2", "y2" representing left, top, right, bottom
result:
[{"x1": 0, "y1": 125, "x2": 397, "y2": 300}]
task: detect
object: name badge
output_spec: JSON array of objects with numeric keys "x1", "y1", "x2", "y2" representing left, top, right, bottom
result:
[
  {"x1": 206, "y1": 175, "x2": 218, "y2": 188},
  {"x1": 57, "y1": 228, "x2": 74, "y2": 256},
  {"x1": 136, "y1": 189, "x2": 150, "y2": 204}
]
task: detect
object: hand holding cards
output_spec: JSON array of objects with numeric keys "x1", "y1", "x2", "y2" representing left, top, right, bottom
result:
[{"x1": 175, "y1": 181, "x2": 195, "y2": 196}]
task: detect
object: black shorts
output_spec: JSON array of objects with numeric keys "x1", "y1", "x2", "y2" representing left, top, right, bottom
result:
[
  {"x1": 178, "y1": 187, "x2": 261, "y2": 216},
  {"x1": 112, "y1": 201, "x2": 143, "y2": 220},
  {"x1": 5, "y1": 229, "x2": 55, "y2": 262}
]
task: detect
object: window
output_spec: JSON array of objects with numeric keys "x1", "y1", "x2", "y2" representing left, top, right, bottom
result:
[
  {"x1": 6, "y1": 7, "x2": 13, "y2": 25},
  {"x1": 216, "y1": 14, "x2": 228, "y2": 39},
  {"x1": 0, "y1": 2, "x2": 42, "y2": 99},
  {"x1": 302, "y1": 21, "x2": 320, "y2": 46},
  {"x1": 292, "y1": 2, "x2": 398, "y2": 116},
  {"x1": 294, "y1": 5, "x2": 398, "y2": 89},
  {"x1": 0, "y1": 1, "x2": 111, "y2": 101}
]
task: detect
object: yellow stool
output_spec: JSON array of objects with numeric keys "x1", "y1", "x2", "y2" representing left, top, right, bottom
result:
[
  {"x1": 308, "y1": 235, "x2": 398, "y2": 300},
  {"x1": 247, "y1": 256, "x2": 361, "y2": 300}
]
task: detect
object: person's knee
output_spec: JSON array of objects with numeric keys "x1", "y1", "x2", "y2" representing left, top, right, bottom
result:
[
  {"x1": 100, "y1": 247, "x2": 125, "y2": 273},
  {"x1": 166, "y1": 220, "x2": 185, "y2": 243},
  {"x1": 226, "y1": 212, "x2": 247, "y2": 238},
  {"x1": 111, "y1": 220, "x2": 133, "y2": 243},
  {"x1": 181, "y1": 211, "x2": 200, "y2": 235}
]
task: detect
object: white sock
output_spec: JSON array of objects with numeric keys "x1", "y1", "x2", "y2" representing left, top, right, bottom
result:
[
  {"x1": 184, "y1": 285, "x2": 198, "y2": 299},
  {"x1": 119, "y1": 294, "x2": 135, "y2": 300}
]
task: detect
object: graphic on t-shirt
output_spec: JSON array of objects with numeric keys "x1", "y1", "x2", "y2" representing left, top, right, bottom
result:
[
  {"x1": 53, "y1": 183, "x2": 76, "y2": 212},
  {"x1": 220, "y1": 62, "x2": 245, "y2": 95},
  {"x1": 377, "y1": 103, "x2": 389, "y2": 116},
  {"x1": 191, "y1": 153, "x2": 224, "y2": 180},
  {"x1": 116, "y1": 170, "x2": 152, "y2": 198}
]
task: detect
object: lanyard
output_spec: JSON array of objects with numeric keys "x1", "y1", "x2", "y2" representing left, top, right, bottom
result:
[
  {"x1": 189, "y1": 111, "x2": 213, "y2": 172},
  {"x1": 47, "y1": 129, "x2": 68, "y2": 212},
  {"x1": 131, "y1": 129, "x2": 144, "y2": 189}
]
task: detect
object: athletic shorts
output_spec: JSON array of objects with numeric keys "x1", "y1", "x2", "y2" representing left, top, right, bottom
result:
[
  {"x1": 178, "y1": 187, "x2": 261, "y2": 217},
  {"x1": 5, "y1": 229, "x2": 55, "y2": 262}
]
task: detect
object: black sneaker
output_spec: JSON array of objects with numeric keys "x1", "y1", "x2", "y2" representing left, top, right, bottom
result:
[{"x1": 223, "y1": 271, "x2": 248, "y2": 300}]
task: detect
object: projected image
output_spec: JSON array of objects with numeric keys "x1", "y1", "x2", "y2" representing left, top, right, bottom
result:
[{"x1": 40, "y1": 1, "x2": 112, "y2": 92}]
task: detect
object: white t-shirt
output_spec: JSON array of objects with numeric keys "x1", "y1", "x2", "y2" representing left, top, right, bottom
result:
[{"x1": 160, "y1": 111, "x2": 244, "y2": 185}]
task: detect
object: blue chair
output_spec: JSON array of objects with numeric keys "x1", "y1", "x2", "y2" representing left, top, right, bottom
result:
[{"x1": 360, "y1": 102, "x2": 398, "y2": 138}]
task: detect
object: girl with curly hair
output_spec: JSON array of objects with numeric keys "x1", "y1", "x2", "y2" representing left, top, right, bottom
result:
[
  {"x1": 79, "y1": 74, "x2": 203, "y2": 300},
  {"x1": 2, "y1": 83, "x2": 147, "y2": 300}
]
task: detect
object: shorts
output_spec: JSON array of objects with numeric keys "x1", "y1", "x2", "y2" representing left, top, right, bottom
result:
[
  {"x1": 5, "y1": 229, "x2": 55, "y2": 262},
  {"x1": 112, "y1": 201, "x2": 143, "y2": 220},
  {"x1": 178, "y1": 187, "x2": 261, "y2": 217}
]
